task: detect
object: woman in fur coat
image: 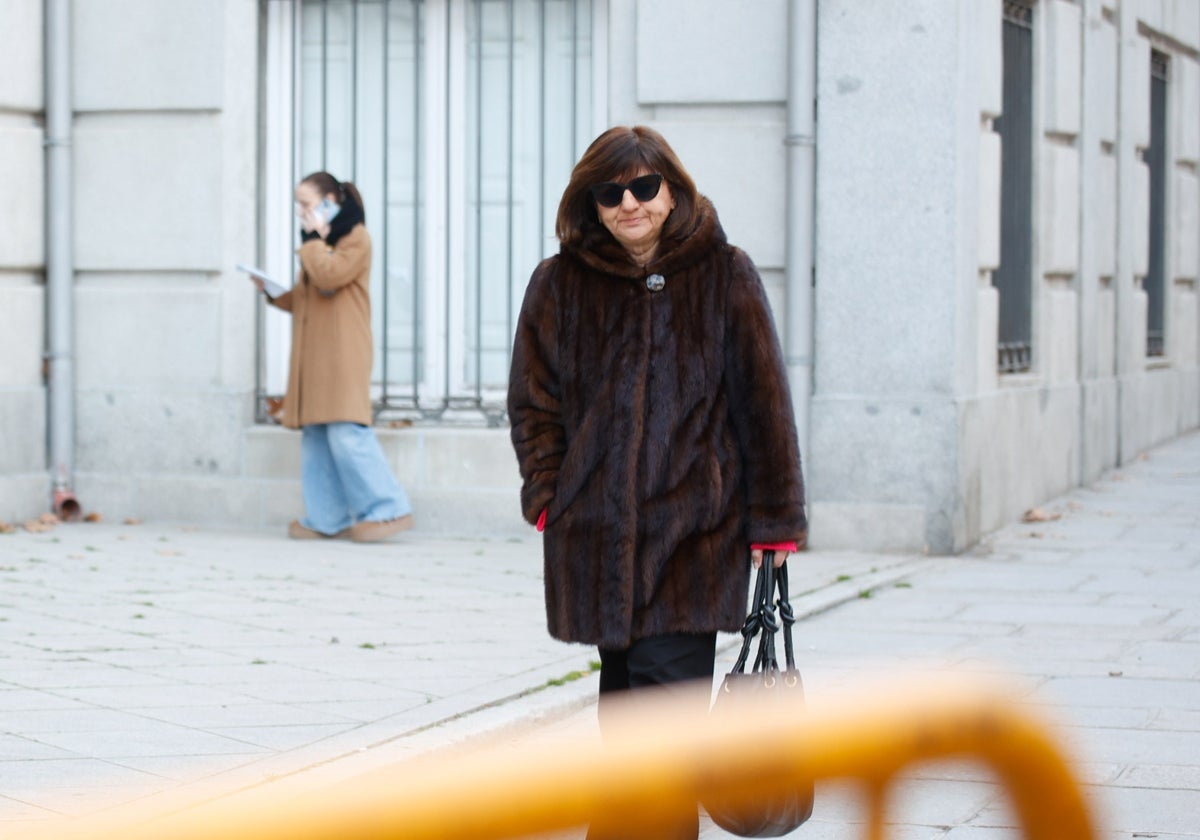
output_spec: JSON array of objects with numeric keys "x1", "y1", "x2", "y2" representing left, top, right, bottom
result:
[{"x1": 508, "y1": 126, "x2": 807, "y2": 839}]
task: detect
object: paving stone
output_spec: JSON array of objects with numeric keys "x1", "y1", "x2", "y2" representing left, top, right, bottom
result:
[
  {"x1": 1116, "y1": 763, "x2": 1200, "y2": 790},
  {"x1": 0, "y1": 757, "x2": 166, "y2": 789},
  {"x1": 0, "y1": 734, "x2": 76, "y2": 761},
  {"x1": 1151, "y1": 707, "x2": 1200, "y2": 731},
  {"x1": 1101, "y1": 786, "x2": 1200, "y2": 834},
  {"x1": 958, "y1": 602, "x2": 1175, "y2": 627},
  {"x1": 1031, "y1": 675, "x2": 1200, "y2": 710},
  {"x1": 0, "y1": 795, "x2": 59, "y2": 822}
]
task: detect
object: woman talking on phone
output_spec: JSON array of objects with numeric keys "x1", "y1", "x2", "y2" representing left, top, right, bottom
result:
[{"x1": 251, "y1": 171, "x2": 414, "y2": 543}]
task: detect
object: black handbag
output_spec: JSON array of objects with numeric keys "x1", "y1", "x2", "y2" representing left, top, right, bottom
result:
[{"x1": 703, "y1": 554, "x2": 815, "y2": 836}]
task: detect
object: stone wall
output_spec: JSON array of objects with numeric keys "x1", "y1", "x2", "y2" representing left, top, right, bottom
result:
[
  {"x1": 4, "y1": 0, "x2": 1198, "y2": 549},
  {"x1": 810, "y1": 0, "x2": 984, "y2": 553},
  {"x1": 813, "y1": 0, "x2": 1200, "y2": 552},
  {"x1": 66, "y1": 0, "x2": 261, "y2": 522},
  {"x1": 606, "y1": 0, "x2": 791, "y2": 315},
  {"x1": 0, "y1": 0, "x2": 49, "y2": 523}
]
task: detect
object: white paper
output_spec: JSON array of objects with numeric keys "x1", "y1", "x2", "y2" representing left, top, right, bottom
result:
[{"x1": 236, "y1": 263, "x2": 289, "y2": 298}]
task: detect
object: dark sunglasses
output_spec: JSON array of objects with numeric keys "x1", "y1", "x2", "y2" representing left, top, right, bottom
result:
[{"x1": 589, "y1": 173, "x2": 664, "y2": 208}]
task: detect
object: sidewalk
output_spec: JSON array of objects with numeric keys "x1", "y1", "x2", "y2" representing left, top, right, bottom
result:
[
  {"x1": 3, "y1": 428, "x2": 1198, "y2": 838},
  {"x1": 0, "y1": 498, "x2": 918, "y2": 834},
  {"x1": 692, "y1": 430, "x2": 1198, "y2": 839}
]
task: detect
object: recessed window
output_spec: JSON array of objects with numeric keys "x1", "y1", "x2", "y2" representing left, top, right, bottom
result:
[
  {"x1": 995, "y1": 0, "x2": 1035, "y2": 374},
  {"x1": 1145, "y1": 49, "x2": 1168, "y2": 358},
  {"x1": 262, "y1": 0, "x2": 597, "y2": 422}
]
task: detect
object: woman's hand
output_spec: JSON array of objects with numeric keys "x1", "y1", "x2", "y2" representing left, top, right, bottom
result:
[
  {"x1": 750, "y1": 532, "x2": 806, "y2": 568},
  {"x1": 751, "y1": 548, "x2": 789, "y2": 569},
  {"x1": 300, "y1": 208, "x2": 331, "y2": 240}
]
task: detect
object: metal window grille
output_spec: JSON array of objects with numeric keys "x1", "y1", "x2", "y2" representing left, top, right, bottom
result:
[
  {"x1": 463, "y1": 0, "x2": 592, "y2": 423},
  {"x1": 264, "y1": 0, "x2": 594, "y2": 424},
  {"x1": 995, "y1": 0, "x2": 1034, "y2": 373},
  {"x1": 1146, "y1": 50, "x2": 1168, "y2": 358},
  {"x1": 1002, "y1": 0, "x2": 1033, "y2": 28}
]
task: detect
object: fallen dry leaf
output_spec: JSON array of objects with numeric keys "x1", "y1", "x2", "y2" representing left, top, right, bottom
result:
[
  {"x1": 1022, "y1": 507, "x2": 1062, "y2": 523},
  {"x1": 387, "y1": 419, "x2": 414, "y2": 428},
  {"x1": 123, "y1": 517, "x2": 143, "y2": 526},
  {"x1": 24, "y1": 519, "x2": 55, "y2": 533},
  {"x1": 84, "y1": 512, "x2": 103, "y2": 523},
  {"x1": 0, "y1": 521, "x2": 15, "y2": 534},
  {"x1": 38, "y1": 512, "x2": 60, "y2": 524}
]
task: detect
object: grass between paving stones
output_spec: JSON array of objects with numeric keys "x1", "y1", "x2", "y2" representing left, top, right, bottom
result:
[{"x1": 545, "y1": 660, "x2": 602, "y2": 688}]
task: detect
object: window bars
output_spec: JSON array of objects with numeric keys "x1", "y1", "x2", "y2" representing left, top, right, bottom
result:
[
  {"x1": 1003, "y1": 0, "x2": 1033, "y2": 29},
  {"x1": 1146, "y1": 49, "x2": 1169, "y2": 358},
  {"x1": 996, "y1": 0, "x2": 1035, "y2": 374},
  {"x1": 266, "y1": 0, "x2": 593, "y2": 425}
]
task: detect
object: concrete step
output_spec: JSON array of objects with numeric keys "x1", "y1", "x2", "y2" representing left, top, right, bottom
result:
[{"x1": 65, "y1": 424, "x2": 527, "y2": 538}]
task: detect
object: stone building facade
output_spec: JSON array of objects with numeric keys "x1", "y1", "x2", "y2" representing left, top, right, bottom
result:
[{"x1": 1, "y1": 0, "x2": 1196, "y2": 553}]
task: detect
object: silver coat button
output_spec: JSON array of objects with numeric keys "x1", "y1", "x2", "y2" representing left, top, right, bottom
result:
[{"x1": 646, "y1": 274, "x2": 665, "y2": 292}]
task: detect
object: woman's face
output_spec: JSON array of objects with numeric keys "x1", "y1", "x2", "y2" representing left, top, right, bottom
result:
[
  {"x1": 294, "y1": 181, "x2": 324, "y2": 219},
  {"x1": 594, "y1": 169, "x2": 675, "y2": 261}
]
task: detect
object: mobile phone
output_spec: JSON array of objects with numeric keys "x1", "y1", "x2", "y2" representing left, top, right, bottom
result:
[{"x1": 317, "y1": 198, "x2": 340, "y2": 223}]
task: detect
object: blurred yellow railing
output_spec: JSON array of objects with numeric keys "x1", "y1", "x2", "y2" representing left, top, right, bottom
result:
[{"x1": 31, "y1": 675, "x2": 1096, "y2": 840}]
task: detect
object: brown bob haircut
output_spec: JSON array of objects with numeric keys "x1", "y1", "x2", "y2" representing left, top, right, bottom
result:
[{"x1": 555, "y1": 125, "x2": 700, "y2": 252}]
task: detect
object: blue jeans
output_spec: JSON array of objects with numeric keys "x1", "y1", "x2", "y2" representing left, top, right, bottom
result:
[{"x1": 300, "y1": 422, "x2": 411, "y2": 535}]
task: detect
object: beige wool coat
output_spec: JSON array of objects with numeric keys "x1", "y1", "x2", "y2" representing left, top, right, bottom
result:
[{"x1": 269, "y1": 224, "x2": 375, "y2": 428}]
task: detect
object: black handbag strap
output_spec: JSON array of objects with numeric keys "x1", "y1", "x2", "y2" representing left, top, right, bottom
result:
[
  {"x1": 729, "y1": 560, "x2": 768, "y2": 675},
  {"x1": 777, "y1": 561, "x2": 800, "y2": 681},
  {"x1": 730, "y1": 551, "x2": 785, "y2": 678},
  {"x1": 752, "y1": 560, "x2": 780, "y2": 677}
]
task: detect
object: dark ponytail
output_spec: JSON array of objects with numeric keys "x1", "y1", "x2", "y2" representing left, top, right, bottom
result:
[
  {"x1": 300, "y1": 171, "x2": 366, "y2": 224},
  {"x1": 340, "y1": 181, "x2": 365, "y2": 217}
]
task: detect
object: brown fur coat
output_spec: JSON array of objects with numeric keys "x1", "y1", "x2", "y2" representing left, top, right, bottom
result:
[{"x1": 508, "y1": 197, "x2": 806, "y2": 648}]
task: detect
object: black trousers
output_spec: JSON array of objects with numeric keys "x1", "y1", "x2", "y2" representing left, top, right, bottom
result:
[{"x1": 587, "y1": 632, "x2": 717, "y2": 840}]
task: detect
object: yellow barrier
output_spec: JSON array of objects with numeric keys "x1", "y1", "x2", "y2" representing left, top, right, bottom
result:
[{"x1": 31, "y1": 675, "x2": 1096, "y2": 840}]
